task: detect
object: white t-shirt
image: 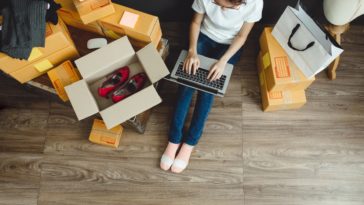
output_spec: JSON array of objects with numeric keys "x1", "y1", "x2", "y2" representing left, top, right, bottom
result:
[{"x1": 192, "y1": 0, "x2": 263, "y2": 44}]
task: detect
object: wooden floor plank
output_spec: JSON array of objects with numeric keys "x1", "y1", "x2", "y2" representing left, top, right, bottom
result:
[
  {"x1": 0, "y1": 153, "x2": 43, "y2": 205},
  {"x1": 38, "y1": 155, "x2": 243, "y2": 205},
  {"x1": 0, "y1": 107, "x2": 49, "y2": 153}
]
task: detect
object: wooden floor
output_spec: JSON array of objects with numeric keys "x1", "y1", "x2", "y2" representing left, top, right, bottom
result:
[{"x1": 0, "y1": 23, "x2": 364, "y2": 205}]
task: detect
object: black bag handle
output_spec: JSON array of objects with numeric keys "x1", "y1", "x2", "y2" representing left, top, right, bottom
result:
[{"x1": 288, "y1": 24, "x2": 315, "y2": 52}]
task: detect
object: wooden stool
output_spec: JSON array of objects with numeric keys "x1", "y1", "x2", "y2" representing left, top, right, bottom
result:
[{"x1": 326, "y1": 23, "x2": 350, "y2": 80}]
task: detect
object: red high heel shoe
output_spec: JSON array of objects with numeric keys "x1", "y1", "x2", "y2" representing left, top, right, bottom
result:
[
  {"x1": 111, "y1": 73, "x2": 147, "y2": 103},
  {"x1": 98, "y1": 66, "x2": 130, "y2": 98}
]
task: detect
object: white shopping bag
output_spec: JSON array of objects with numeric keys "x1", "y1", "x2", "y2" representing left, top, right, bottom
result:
[{"x1": 272, "y1": 1, "x2": 343, "y2": 78}]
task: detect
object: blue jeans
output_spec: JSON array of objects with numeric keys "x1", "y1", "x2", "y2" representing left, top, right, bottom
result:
[{"x1": 168, "y1": 32, "x2": 242, "y2": 146}]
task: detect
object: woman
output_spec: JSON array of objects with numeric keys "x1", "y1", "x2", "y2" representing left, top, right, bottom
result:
[{"x1": 161, "y1": 0, "x2": 264, "y2": 173}]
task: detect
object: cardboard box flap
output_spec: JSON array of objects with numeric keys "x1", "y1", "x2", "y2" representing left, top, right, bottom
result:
[
  {"x1": 65, "y1": 80, "x2": 99, "y2": 120},
  {"x1": 75, "y1": 37, "x2": 135, "y2": 79},
  {"x1": 100, "y1": 86, "x2": 161, "y2": 129},
  {"x1": 136, "y1": 43, "x2": 169, "y2": 83}
]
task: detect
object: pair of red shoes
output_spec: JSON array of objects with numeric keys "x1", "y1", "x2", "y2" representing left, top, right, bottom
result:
[{"x1": 98, "y1": 66, "x2": 147, "y2": 103}]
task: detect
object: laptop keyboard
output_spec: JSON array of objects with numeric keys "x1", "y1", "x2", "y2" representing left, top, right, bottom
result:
[{"x1": 175, "y1": 63, "x2": 226, "y2": 90}]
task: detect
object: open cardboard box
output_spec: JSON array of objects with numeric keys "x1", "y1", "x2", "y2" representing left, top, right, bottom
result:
[{"x1": 65, "y1": 36, "x2": 169, "y2": 129}]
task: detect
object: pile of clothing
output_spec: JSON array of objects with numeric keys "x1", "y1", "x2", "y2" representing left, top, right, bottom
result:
[{"x1": 0, "y1": 0, "x2": 61, "y2": 60}]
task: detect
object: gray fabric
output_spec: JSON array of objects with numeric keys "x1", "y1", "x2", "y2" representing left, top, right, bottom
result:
[{"x1": 1, "y1": 0, "x2": 47, "y2": 60}]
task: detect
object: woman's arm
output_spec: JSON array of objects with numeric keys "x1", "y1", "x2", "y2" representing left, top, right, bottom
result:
[
  {"x1": 183, "y1": 12, "x2": 204, "y2": 75},
  {"x1": 207, "y1": 22, "x2": 255, "y2": 81}
]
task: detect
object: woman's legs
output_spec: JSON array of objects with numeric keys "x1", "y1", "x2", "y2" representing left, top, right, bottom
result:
[
  {"x1": 171, "y1": 34, "x2": 226, "y2": 172},
  {"x1": 184, "y1": 91, "x2": 214, "y2": 146},
  {"x1": 171, "y1": 40, "x2": 244, "y2": 172},
  {"x1": 168, "y1": 32, "x2": 214, "y2": 144},
  {"x1": 161, "y1": 86, "x2": 195, "y2": 171},
  {"x1": 163, "y1": 32, "x2": 244, "y2": 172},
  {"x1": 171, "y1": 91, "x2": 214, "y2": 173},
  {"x1": 162, "y1": 33, "x2": 214, "y2": 171},
  {"x1": 168, "y1": 86, "x2": 196, "y2": 144},
  {"x1": 182, "y1": 39, "x2": 243, "y2": 146}
]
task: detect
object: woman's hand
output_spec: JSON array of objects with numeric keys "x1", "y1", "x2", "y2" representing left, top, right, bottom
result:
[
  {"x1": 183, "y1": 51, "x2": 200, "y2": 75},
  {"x1": 207, "y1": 60, "x2": 227, "y2": 81}
]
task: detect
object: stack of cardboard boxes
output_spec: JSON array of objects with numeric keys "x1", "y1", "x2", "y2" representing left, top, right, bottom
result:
[
  {"x1": 0, "y1": 19, "x2": 79, "y2": 83},
  {"x1": 55, "y1": 0, "x2": 162, "y2": 48},
  {"x1": 257, "y1": 28, "x2": 315, "y2": 112},
  {"x1": 0, "y1": 1, "x2": 169, "y2": 147},
  {"x1": 0, "y1": 0, "x2": 163, "y2": 87}
]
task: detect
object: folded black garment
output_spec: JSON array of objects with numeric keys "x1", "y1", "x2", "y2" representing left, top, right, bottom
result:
[{"x1": 0, "y1": 0, "x2": 48, "y2": 60}]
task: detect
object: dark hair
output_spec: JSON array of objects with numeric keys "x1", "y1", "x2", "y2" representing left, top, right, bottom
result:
[{"x1": 228, "y1": 0, "x2": 247, "y2": 5}]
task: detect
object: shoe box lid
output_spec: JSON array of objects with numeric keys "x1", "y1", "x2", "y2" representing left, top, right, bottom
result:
[{"x1": 65, "y1": 36, "x2": 169, "y2": 129}]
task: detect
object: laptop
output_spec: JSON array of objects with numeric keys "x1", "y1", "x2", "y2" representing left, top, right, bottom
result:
[{"x1": 164, "y1": 50, "x2": 234, "y2": 97}]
